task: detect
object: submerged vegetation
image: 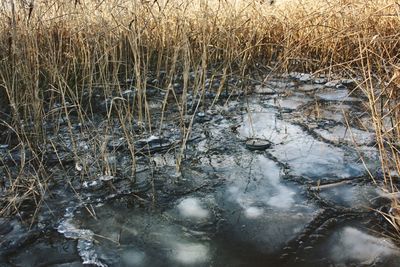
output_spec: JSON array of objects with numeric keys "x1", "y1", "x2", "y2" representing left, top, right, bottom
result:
[{"x1": 0, "y1": 0, "x2": 399, "y2": 235}]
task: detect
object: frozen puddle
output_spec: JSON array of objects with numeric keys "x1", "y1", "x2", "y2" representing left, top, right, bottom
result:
[
  {"x1": 265, "y1": 93, "x2": 312, "y2": 110},
  {"x1": 272, "y1": 134, "x2": 366, "y2": 179},
  {"x1": 316, "y1": 88, "x2": 361, "y2": 102},
  {"x1": 47, "y1": 85, "x2": 395, "y2": 267},
  {"x1": 61, "y1": 203, "x2": 213, "y2": 267},
  {"x1": 239, "y1": 109, "x2": 368, "y2": 179},
  {"x1": 223, "y1": 155, "x2": 296, "y2": 210},
  {"x1": 314, "y1": 124, "x2": 375, "y2": 146},
  {"x1": 238, "y1": 108, "x2": 303, "y2": 144},
  {"x1": 214, "y1": 154, "x2": 318, "y2": 253},
  {"x1": 316, "y1": 182, "x2": 377, "y2": 210}
]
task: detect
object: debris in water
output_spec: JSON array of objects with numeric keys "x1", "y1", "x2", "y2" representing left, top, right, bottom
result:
[{"x1": 245, "y1": 138, "x2": 272, "y2": 151}]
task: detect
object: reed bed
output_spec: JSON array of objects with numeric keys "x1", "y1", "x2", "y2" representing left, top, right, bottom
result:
[{"x1": 0, "y1": 0, "x2": 399, "y2": 230}]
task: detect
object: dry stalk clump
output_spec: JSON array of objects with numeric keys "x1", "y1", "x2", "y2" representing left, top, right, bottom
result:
[{"x1": 371, "y1": 66, "x2": 400, "y2": 233}]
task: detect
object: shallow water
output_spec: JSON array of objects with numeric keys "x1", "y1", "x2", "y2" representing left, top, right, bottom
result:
[{"x1": 0, "y1": 72, "x2": 398, "y2": 266}]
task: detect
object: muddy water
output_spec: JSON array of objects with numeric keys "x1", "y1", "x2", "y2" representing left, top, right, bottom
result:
[{"x1": 1, "y1": 73, "x2": 399, "y2": 266}]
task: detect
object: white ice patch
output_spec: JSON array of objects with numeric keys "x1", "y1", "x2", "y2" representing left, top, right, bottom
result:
[
  {"x1": 314, "y1": 125, "x2": 375, "y2": 146},
  {"x1": 238, "y1": 107, "x2": 368, "y2": 179},
  {"x1": 238, "y1": 110, "x2": 301, "y2": 144},
  {"x1": 330, "y1": 227, "x2": 399, "y2": 265},
  {"x1": 228, "y1": 155, "x2": 296, "y2": 211},
  {"x1": 318, "y1": 184, "x2": 377, "y2": 209},
  {"x1": 58, "y1": 217, "x2": 107, "y2": 267},
  {"x1": 244, "y1": 207, "x2": 264, "y2": 219},
  {"x1": 172, "y1": 243, "x2": 209, "y2": 264},
  {"x1": 316, "y1": 88, "x2": 360, "y2": 102},
  {"x1": 177, "y1": 198, "x2": 209, "y2": 220},
  {"x1": 266, "y1": 94, "x2": 311, "y2": 110},
  {"x1": 267, "y1": 185, "x2": 296, "y2": 209},
  {"x1": 271, "y1": 133, "x2": 365, "y2": 179}
]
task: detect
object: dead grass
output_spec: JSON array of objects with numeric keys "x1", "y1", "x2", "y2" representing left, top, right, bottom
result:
[{"x1": 0, "y1": 0, "x2": 399, "y2": 230}]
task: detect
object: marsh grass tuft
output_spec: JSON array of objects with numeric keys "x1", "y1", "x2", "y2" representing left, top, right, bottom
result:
[{"x1": 0, "y1": 0, "x2": 399, "y2": 232}]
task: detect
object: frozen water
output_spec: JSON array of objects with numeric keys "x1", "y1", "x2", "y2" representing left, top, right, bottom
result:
[
  {"x1": 271, "y1": 135, "x2": 366, "y2": 179},
  {"x1": 266, "y1": 94, "x2": 311, "y2": 110},
  {"x1": 171, "y1": 242, "x2": 210, "y2": 264},
  {"x1": 78, "y1": 239, "x2": 107, "y2": 267},
  {"x1": 177, "y1": 197, "x2": 209, "y2": 220},
  {"x1": 267, "y1": 184, "x2": 296, "y2": 208},
  {"x1": 214, "y1": 154, "x2": 318, "y2": 253},
  {"x1": 317, "y1": 183, "x2": 377, "y2": 209},
  {"x1": 302, "y1": 102, "x2": 354, "y2": 123},
  {"x1": 152, "y1": 152, "x2": 176, "y2": 167},
  {"x1": 219, "y1": 204, "x2": 317, "y2": 254},
  {"x1": 298, "y1": 83, "x2": 323, "y2": 92},
  {"x1": 316, "y1": 88, "x2": 360, "y2": 102},
  {"x1": 63, "y1": 203, "x2": 213, "y2": 266},
  {"x1": 57, "y1": 219, "x2": 94, "y2": 241},
  {"x1": 289, "y1": 72, "x2": 310, "y2": 81},
  {"x1": 254, "y1": 85, "x2": 277, "y2": 94},
  {"x1": 314, "y1": 125, "x2": 375, "y2": 146},
  {"x1": 224, "y1": 155, "x2": 296, "y2": 210},
  {"x1": 15, "y1": 81, "x2": 396, "y2": 267},
  {"x1": 324, "y1": 80, "x2": 341, "y2": 88},
  {"x1": 255, "y1": 80, "x2": 295, "y2": 94},
  {"x1": 238, "y1": 108, "x2": 367, "y2": 179},
  {"x1": 329, "y1": 227, "x2": 400, "y2": 265},
  {"x1": 58, "y1": 218, "x2": 107, "y2": 267},
  {"x1": 238, "y1": 108, "x2": 304, "y2": 144},
  {"x1": 244, "y1": 207, "x2": 264, "y2": 219},
  {"x1": 6, "y1": 237, "x2": 80, "y2": 267},
  {"x1": 121, "y1": 249, "x2": 146, "y2": 266}
]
